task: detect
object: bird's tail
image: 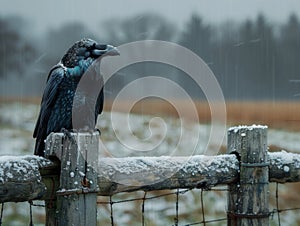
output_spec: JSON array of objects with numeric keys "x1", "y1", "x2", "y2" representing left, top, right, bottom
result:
[{"x1": 34, "y1": 138, "x2": 45, "y2": 156}]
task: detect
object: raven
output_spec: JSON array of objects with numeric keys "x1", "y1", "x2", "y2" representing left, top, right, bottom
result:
[{"x1": 33, "y1": 38, "x2": 119, "y2": 156}]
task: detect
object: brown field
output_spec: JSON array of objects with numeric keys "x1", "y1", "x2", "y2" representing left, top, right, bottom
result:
[
  {"x1": 1, "y1": 96, "x2": 300, "y2": 131},
  {"x1": 106, "y1": 99, "x2": 300, "y2": 131}
]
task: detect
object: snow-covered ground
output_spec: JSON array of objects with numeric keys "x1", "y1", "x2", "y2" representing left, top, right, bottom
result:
[
  {"x1": 1, "y1": 102, "x2": 300, "y2": 157},
  {"x1": 0, "y1": 102, "x2": 300, "y2": 225}
]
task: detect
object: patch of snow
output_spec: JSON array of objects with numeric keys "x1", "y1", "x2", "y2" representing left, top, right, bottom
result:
[
  {"x1": 0, "y1": 103, "x2": 37, "y2": 131},
  {"x1": 283, "y1": 165, "x2": 290, "y2": 172},
  {"x1": 0, "y1": 155, "x2": 52, "y2": 183},
  {"x1": 269, "y1": 151, "x2": 300, "y2": 171},
  {"x1": 99, "y1": 154, "x2": 238, "y2": 186},
  {"x1": 228, "y1": 124, "x2": 268, "y2": 132},
  {"x1": 98, "y1": 112, "x2": 222, "y2": 158},
  {"x1": 268, "y1": 129, "x2": 300, "y2": 152}
]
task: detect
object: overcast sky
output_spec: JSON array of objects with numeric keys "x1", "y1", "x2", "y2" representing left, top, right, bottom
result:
[{"x1": 1, "y1": 0, "x2": 300, "y2": 35}]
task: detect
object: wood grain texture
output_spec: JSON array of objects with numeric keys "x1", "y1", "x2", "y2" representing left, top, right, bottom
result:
[{"x1": 227, "y1": 125, "x2": 269, "y2": 226}]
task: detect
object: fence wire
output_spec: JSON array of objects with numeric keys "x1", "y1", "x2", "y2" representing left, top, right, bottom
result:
[
  {"x1": 269, "y1": 182, "x2": 300, "y2": 226},
  {"x1": 95, "y1": 182, "x2": 300, "y2": 226},
  {"x1": 97, "y1": 187, "x2": 228, "y2": 226},
  {"x1": 0, "y1": 182, "x2": 300, "y2": 225}
]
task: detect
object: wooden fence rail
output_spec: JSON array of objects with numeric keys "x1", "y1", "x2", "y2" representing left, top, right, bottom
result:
[{"x1": 0, "y1": 126, "x2": 300, "y2": 225}]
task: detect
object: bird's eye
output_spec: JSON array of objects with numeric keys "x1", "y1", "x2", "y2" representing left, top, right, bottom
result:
[{"x1": 76, "y1": 47, "x2": 87, "y2": 56}]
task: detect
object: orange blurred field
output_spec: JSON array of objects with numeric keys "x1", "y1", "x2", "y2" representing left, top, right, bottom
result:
[
  {"x1": 105, "y1": 99, "x2": 300, "y2": 131},
  {"x1": 1, "y1": 97, "x2": 300, "y2": 131}
]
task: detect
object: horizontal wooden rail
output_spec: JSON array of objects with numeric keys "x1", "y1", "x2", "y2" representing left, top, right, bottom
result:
[
  {"x1": 97, "y1": 154, "x2": 239, "y2": 195},
  {"x1": 269, "y1": 151, "x2": 300, "y2": 183},
  {"x1": 0, "y1": 155, "x2": 57, "y2": 202},
  {"x1": 0, "y1": 150, "x2": 299, "y2": 202}
]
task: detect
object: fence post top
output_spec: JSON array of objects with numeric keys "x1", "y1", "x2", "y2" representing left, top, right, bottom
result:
[
  {"x1": 228, "y1": 124, "x2": 268, "y2": 133},
  {"x1": 45, "y1": 131, "x2": 100, "y2": 160}
]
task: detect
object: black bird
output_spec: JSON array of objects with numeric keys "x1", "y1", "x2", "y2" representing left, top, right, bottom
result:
[{"x1": 33, "y1": 38, "x2": 119, "y2": 156}]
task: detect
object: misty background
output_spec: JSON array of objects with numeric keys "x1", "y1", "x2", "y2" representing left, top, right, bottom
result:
[{"x1": 1, "y1": 0, "x2": 300, "y2": 100}]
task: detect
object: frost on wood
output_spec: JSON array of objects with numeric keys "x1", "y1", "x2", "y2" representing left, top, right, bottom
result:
[
  {"x1": 228, "y1": 124, "x2": 268, "y2": 133},
  {"x1": 1, "y1": 151, "x2": 300, "y2": 201},
  {"x1": 97, "y1": 155, "x2": 239, "y2": 195},
  {"x1": 0, "y1": 155, "x2": 54, "y2": 202},
  {"x1": 269, "y1": 151, "x2": 300, "y2": 183}
]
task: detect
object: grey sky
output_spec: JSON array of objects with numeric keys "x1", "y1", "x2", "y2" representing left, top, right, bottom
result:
[{"x1": 1, "y1": 0, "x2": 300, "y2": 35}]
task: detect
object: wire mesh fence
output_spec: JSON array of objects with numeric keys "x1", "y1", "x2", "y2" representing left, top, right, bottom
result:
[
  {"x1": 1, "y1": 182, "x2": 300, "y2": 225},
  {"x1": 97, "y1": 187, "x2": 228, "y2": 226},
  {"x1": 269, "y1": 182, "x2": 300, "y2": 226}
]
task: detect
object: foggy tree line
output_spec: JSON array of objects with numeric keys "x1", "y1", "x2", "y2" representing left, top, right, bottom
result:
[
  {"x1": 0, "y1": 16, "x2": 36, "y2": 77},
  {"x1": 1, "y1": 12, "x2": 300, "y2": 100}
]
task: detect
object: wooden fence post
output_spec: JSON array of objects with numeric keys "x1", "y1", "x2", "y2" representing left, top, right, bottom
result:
[
  {"x1": 227, "y1": 125, "x2": 269, "y2": 226},
  {"x1": 45, "y1": 132, "x2": 99, "y2": 226}
]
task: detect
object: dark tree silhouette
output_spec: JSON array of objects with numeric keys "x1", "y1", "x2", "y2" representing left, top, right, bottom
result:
[
  {"x1": 103, "y1": 13, "x2": 176, "y2": 45},
  {"x1": 101, "y1": 13, "x2": 177, "y2": 99},
  {"x1": 41, "y1": 22, "x2": 97, "y2": 69},
  {"x1": 0, "y1": 16, "x2": 36, "y2": 77},
  {"x1": 179, "y1": 14, "x2": 213, "y2": 63},
  {"x1": 280, "y1": 14, "x2": 300, "y2": 80}
]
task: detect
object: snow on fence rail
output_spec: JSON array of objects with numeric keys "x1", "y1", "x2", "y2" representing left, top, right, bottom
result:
[{"x1": 0, "y1": 126, "x2": 300, "y2": 225}]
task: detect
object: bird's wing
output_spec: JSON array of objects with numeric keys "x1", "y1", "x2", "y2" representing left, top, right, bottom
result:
[
  {"x1": 33, "y1": 65, "x2": 65, "y2": 139},
  {"x1": 96, "y1": 75, "x2": 104, "y2": 115}
]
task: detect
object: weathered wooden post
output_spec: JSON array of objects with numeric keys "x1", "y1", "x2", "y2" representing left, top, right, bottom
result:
[
  {"x1": 45, "y1": 132, "x2": 99, "y2": 226},
  {"x1": 227, "y1": 125, "x2": 269, "y2": 226}
]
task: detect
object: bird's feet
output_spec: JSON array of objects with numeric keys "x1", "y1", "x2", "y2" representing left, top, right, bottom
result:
[
  {"x1": 68, "y1": 128, "x2": 101, "y2": 136},
  {"x1": 95, "y1": 128, "x2": 101, "y2": 136},
  {"x1": 62, "y1": 128, "x2": 101, "y2": 137},
  {"x1": 78, "y1": 128, "x2": 101, "y2": 136},
  {"x1": 61, "y1": 128, "x2": 76, "y2": 145}
]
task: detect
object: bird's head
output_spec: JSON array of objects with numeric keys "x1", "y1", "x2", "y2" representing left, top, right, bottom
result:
[{"x1": 61, "y1": 38, "x2": 120, "y2": 68}]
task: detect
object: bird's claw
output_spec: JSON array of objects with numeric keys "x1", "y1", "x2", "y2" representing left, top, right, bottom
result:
[
  {"x1": 61, "y1": 128, "x2": 76, "y2": 145},
  {"x1": 78, "y1": 128, "x2": 101, "y2": 136},
  {"x1": 68, "y1": 128, "x2": 101, "y2": 136},
  {"x1": 95, "y1": 128, "x2": 101, "y2": 136}
]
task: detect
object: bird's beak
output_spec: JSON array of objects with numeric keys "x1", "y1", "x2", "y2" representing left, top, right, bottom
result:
[
  {"x1": 105, "y1": 45, "x2": 120, "y2": 56},
  {"x1": 92, "y1": 45, "x2": 120, "y2": 56}
]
